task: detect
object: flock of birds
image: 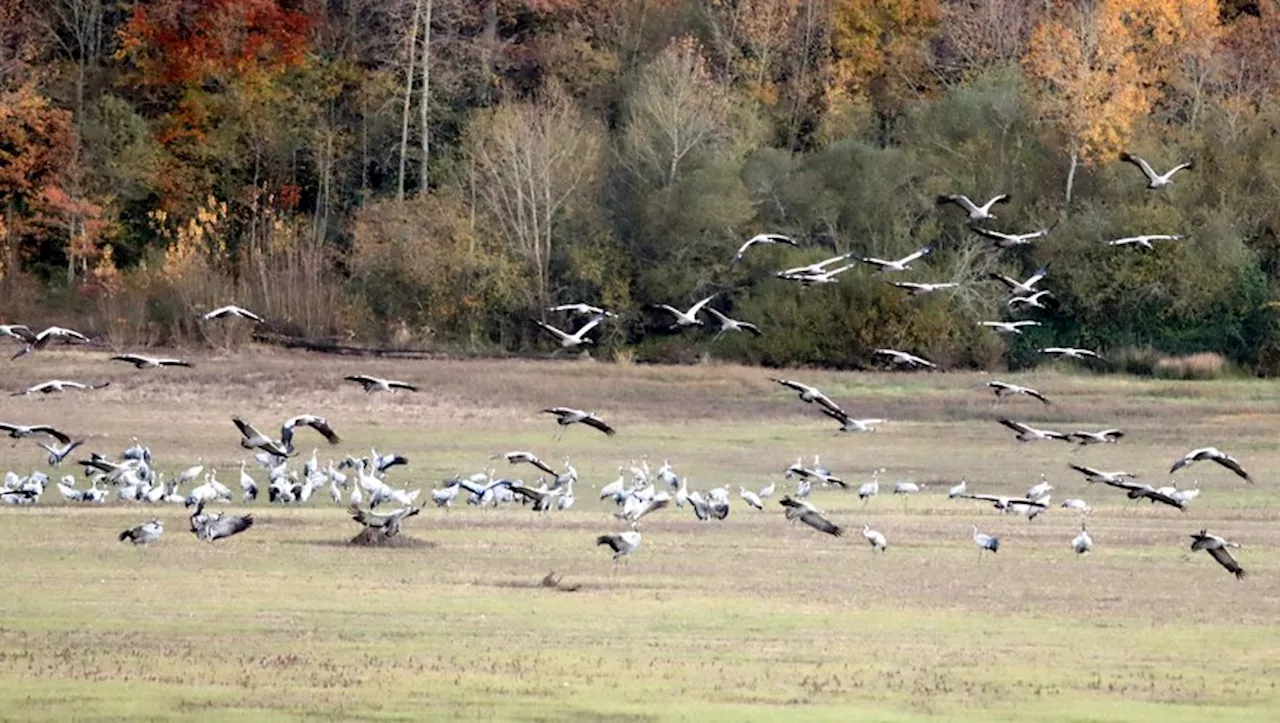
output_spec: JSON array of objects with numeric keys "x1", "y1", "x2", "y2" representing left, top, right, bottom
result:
[{"x1": 0, "y1": 152, "x2": 1254, "y2": 579}]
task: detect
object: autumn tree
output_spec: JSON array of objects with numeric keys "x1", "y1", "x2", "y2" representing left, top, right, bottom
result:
[
  {"x1": 0, "y1": 82, "x2": 73, "y2": 280},
  {"x1": 114, "y1": 0, "x2": 314, "y2": 212},
  {"x1": 1214, "y1": 0, "x2": 1280, "y2": 124},
  {"x1": 1119, "y1": 0, "x2": 1222, "y2": 127},
  {"x1": 827, "y1": 0, "x2": 940, "y2": 134},
  {"x1": 1022, "y1": 0, "x2": 1151, "y2": 206},
  {"x1": 467, "y1": 83, "x2": 604, "y2": 311}
]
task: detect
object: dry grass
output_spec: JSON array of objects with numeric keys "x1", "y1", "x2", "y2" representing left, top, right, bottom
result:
[
  {"x1": 1, "y1": 349, "x2": 1280, "y2": 720},
  {"x1": 1155, "y1": 352, "x2": 1228, "y2": 380}
]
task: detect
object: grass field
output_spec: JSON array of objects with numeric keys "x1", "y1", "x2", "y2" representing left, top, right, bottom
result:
[{"x1": 2, "y1": 349, "x2": 1280, "y2": 721}]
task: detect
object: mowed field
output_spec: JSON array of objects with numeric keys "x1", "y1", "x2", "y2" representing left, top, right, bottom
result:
[{"x1": 2, "y1": 349, "x2": 1280, "y2": 722}]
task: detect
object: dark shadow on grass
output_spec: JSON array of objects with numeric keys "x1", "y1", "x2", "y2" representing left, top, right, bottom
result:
[{"x1": 282, "y1": 536, "x2": 438, "y2": 549}]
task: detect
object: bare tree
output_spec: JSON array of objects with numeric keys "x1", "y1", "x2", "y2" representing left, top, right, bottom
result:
[
  {"x1": 468, "y1": 85, "x2": 603, "y2": 310},
  {"x1": 39, "y1": 0, "x2": 104, "y2": 133},
  {"x1": 622, "y1": 37, "x2": 731, "y2": 188},
  {"x1": 936, "y1": 0, "x2": 1041, "y2": 80},
  {"x1": 418, "y1": 0, "x2": 433, "y2": 193},
  {"x1": 397, "y1": 0, "x2": 423, "y2": 200}
]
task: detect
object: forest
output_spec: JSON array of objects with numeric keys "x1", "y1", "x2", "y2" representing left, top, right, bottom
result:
[{"x1": 1, "y1": 0, "x2": 1279, "y2": 373}]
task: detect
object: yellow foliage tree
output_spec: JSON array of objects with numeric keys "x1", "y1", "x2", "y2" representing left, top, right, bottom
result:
[
  {"x1": 828, "y1": 0, "x2": 940, "y2": 119},
  {"x1": 1024, "y1": 0, "x2": 1222, "y2": 205},
  {"x1": 1022, "y1": 0, "x2": 1151, "y2": 206},
  {"x1": 1118, "y1": 0, "x2": 1221, "y2": 126}
]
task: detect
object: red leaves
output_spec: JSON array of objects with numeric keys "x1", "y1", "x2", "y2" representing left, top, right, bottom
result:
[
  {"x1": 117, "y1": 0, "x2": 312, "y2": 87},
  {"x1": 0, "y1": 84, "x2": 73, "y2": 201}
]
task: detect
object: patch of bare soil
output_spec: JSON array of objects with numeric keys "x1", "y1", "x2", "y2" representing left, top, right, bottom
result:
[{"x1": 347, "y1": 529, "x2": 435, "y2": 548}]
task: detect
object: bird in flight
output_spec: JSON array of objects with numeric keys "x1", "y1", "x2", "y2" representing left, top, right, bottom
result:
[
  {"x1": 201, "y1": 305, "x2": 264, "y2": 322},
  {"x1": 1008, "y1": 290, "x2": 1054, "y2": 310},
  {"x1": 344, "y1": 374, "x2": 418, "y2": 393},
  {"x1": 547, "y1": 303, "x2": 616, "y2": 318},
  {"x1": 820, "y1": 407, "x2": 884, "y2": 433},
  {"x1": 989, "y1": 266, "x2": 1048, "y2": 297},
  {"x1": 779, "y1": 496, "x2": 843, "y2": 537},
  {"x1": 1189, "y1": 530, "x2": 1245, "y2": 579},
  {"x1": 0, "y1": 422, "x2": 72, "y2": 445},
  {"x1": 10, "y1": 326, "x2": 91, "y2": 360},
  {"x1": 1038, "y1": 347, "x2": 1103, "y2": 362},
  {"x1": 704, "y1": 307, "x2": 762, "y2": 339},
  {"x1": 651, "y1": 294, "x2": 718, "y2": 328},
  {"x1": 777, "y1": 252, "x2": 854, "y2": 278},
  {"x1": 534, "y1": 314, "x2": 606, "y2": 349},
  {"x1": 997, "y1": 418, "x2": 1069, "y2": 442},
  {"x1": 349, "y1": 504, "x2": 421, "y2": 538},
  {"x1": 858, "y1": 245, "x2": 933, "y2": 273},
  {"x1": 730, "y1": 233, "x2": 797, "y2": 266},
  {"x1": 1069, "y1": 429, "x2": 1124, "y2": 445},
  {"x1": 1119, "y1": 152, "x2": 1193, "y2": 190},
  {"x1": 980, "y1": 320, "x2": 1042, "y2": 335},
  {"x1": 1086, "y1": 476, "x2": 1185, "y2": 510},
  {"x1": 11, "y1": 380, "x2": 109, "y2": 396},
  {"x1": 542, "y1": 407, "x2": 616, "y2": 437},
  {"x1": 937, "y1": 193, "x2": 1010, "y2": 221},
  {"x1": 986, "y1": 381, "x2": 1050, "y2": 404},
  {"x1": 1068, "y1": 464, "x2": 1136, "y2": 485},
  {"x1": 890, "y1": 281, "x2": 959, "y2": 296},
  {"x1": 1170, "y1": 447, "x2": 1252, "y2": 483},
  {"x1": 111, "y1": 354, "x2": 192, "y2": 369},
  {"x1": 1108, "y1": 234, "x2": 1184, "y2": 250},
  {"x1": 495, "y1": 450, "x2": 559, "y2": 477},
  {"x1": 770, "y1": 378, "x2": 843, "y2": 415},
  {"x1": 973, "y1": 221, "x2": 1057, "y2": 249},
  {"x1": 777, "y1": 262, "x2": 857, "y2": 286},
  {"x1": 873, "y1": 348, "x2": 937, "y2": 370}
]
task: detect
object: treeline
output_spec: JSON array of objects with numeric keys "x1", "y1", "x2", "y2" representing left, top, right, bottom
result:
[{"x1": 1, "y1": 0, "x2": 1279, "y2": 372}]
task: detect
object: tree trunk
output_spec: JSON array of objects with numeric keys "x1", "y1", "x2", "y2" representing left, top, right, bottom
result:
[
  {"x1": 478, "y1": 0, "x2": 498, "y2": 105},
  {"x1": 397, "y1": 0, "x2": 423, "y2": 201},
  {"x1": 418, "y1": 0, "x2": 433, "y2": 194},
  {"x1": 360, "y1": 92, "x2": 369, "y2": 201},
  {"x1": 1065, "y1": 151, "x2": 1078, "y2": 209}
]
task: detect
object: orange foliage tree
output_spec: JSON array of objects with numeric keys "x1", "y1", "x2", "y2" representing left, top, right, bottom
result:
[
  {"x1": 1024, "y1": 0, "x2": 1223, "y2": 205},
  {"x1": 0, "y1": 82, "x2": 73, "y2": 278},
  {"x1": 828, "y1": 0, "x2": 940, "y2": 125},
  {"x1": 41, "y1": 185, "x2": 107, "y2": 284},
  {"x1": 1118, "y1": 0, "x2": 1222, "y2": 126},
  {"x1": 1022, "y1": 0, "x2": 1151, "y2": 206},
  {"x1": 114, "y1": 0, "x2": 314, "y2": 214}
]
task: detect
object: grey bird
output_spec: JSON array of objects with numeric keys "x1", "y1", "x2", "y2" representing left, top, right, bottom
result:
[
  {"x1": 1189, "y1": 530, "x2": 1245, "y2": 579},
  {"x1": 119, "y1": 519, "x2": 163, "y2": 546},
  {"x1": 596, "y1": 530, "x2": 642, "y2": 566},
  {"x1": 189, "y1": 501, "x2": 254, "y2": 542},
  {"x1": 779, "y1": 496, "x2": 843, "y2": 537},
  {"x1": 542, "y1": 407, "x2": 616, "y2": 437},
  {"x1": 349, "y1": 504, "x2": 421, "y2": 538},
  {"x1": 111, "y1": 353, "x2": 192, "y2": 369}
]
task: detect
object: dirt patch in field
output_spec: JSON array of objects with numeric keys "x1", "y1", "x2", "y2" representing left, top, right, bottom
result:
[{"x1": 347, "y1": 529, "x2": 435, "y2": 548}]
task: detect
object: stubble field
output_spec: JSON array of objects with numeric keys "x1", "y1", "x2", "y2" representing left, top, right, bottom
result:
[{"x1": 1, "y1": 349, "x2": 1279, "y2": 721}]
